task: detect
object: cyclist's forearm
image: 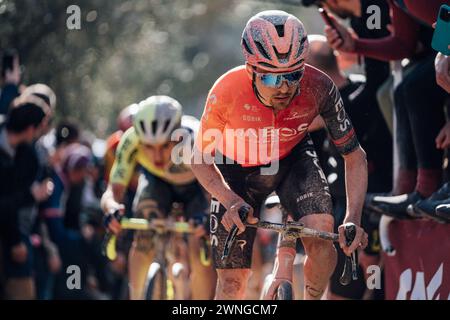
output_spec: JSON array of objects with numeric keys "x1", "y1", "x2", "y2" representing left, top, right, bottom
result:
[
  {"x1": 343, "y1": 146, "x2": 368, "y2": 225},
  {"x1": 191, "y1": 161, "x2": 240, "y2": 209}
]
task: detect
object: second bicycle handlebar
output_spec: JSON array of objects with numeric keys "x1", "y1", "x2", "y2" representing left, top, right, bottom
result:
[{"x1": 102, "y1": 215, "x2": 211, "y2": 266}]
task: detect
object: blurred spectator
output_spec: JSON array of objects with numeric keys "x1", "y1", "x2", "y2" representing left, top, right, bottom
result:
[
  {"x1": 0, "y1": 49, "x2": 21, "y2": 119},
  {"x1": 39, "y1": 143, "x2": 97, "y2": 299},
  {"x1": 0, "y1": 96, "x2": 51, "y2": 299},
  {"x1": 307, "y1": 35, "x2": 390, "y2": 300},
  {"x1": 56, "y1": 120, "x2": 79, "y2": 148},
  {"x1": 22, "y1": 84, "x2": 57, "y2": 113},
  {"x1": 22, "y1": 84, "x2": 58, "y2": 179},
  {"x1": 54, "y1": 120, "x2": 82, "y2": 231},
  {"x1": 303, "y1": 0, "x2": 393, "y2": 130},
  {"x1": 324, "y1": 0, "x2": 448, "y2": 216},
  {"x1": 15, "y1": 85, "x2": 59, "y2": 300}
]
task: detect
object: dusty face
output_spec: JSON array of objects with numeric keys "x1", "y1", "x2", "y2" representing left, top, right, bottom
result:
[
  {"x1": 252, "y1": 66, "x2": 300, "y2": 112},
  {"x1": 142, "y1": 141, "x2": 177, "y2": 169}
]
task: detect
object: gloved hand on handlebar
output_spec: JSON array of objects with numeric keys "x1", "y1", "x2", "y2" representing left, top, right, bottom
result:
[{"x1": 103, "y1": 204, "x2": 125, "y2": 235}]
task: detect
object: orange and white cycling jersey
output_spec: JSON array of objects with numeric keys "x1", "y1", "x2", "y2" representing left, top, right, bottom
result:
[{"x1": 196, "y1": 65, "x2": 359, "y2": 167}]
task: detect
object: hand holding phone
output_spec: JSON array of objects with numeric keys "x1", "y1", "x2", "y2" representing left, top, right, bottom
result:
[
  {"x1": 322, "y1": 8, "x2": 356, "y2": 52},
  {"x1": 319, "y1": 6, "x2": 342, "y2": 40}
]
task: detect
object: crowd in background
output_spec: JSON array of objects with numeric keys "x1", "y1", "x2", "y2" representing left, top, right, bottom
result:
[{"x1": 0, "y1": 0, "x2": 449, "y2": 300}]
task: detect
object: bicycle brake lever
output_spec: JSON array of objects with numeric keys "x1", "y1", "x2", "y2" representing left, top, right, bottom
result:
[
  {"x1": 221, "y1": 206, "x2": 250, "y2": 262},
  {"x1": 101, "y1": 209, "x2": 123, "y2": 259},
  {"x1": 339, "y1": 223, "x2": 358, "y2": 285}
]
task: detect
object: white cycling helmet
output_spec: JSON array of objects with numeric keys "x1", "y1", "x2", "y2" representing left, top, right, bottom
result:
[{"x1": 133, "y1": 95, "x2": 183, "y2": 145}]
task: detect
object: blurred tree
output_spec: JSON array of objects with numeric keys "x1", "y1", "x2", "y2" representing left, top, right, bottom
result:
[{"x1": 0, "y1": 0, "x2": 321, "y2": 137}]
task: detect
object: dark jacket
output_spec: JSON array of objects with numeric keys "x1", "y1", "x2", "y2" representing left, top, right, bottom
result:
[
  {"x1": 0, "y1": 127, "x2": 38, "y2": 246},
  {"x1": 0, "y1": 84, "x2": 20, "y2": 116}
]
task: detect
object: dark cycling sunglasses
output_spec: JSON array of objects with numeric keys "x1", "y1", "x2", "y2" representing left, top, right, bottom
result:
[{"x1": 254, "y1": 68, "x2": 305, "y2": 89}]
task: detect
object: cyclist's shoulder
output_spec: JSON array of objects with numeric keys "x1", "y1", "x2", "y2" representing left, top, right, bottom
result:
[
  {"x1": 106, "y1": 130, "x2": 123, "y2": 151},
  {"x1": 116, "y1": 127, "x2": 139, "y2": 154},
  {"x1": 302, "y1": 64, "x2": 338, "y2": 106},
  {"x1": 303, "y1": 64, "x2": 334, "y2": 88},
  {"x1": 210, "y1": 65, "x2": 248, "y2": 94}
]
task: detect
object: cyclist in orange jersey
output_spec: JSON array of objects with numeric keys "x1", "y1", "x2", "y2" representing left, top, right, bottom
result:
[{"x1": 192, "y1": 10, "x2": 369, "y2": 300}]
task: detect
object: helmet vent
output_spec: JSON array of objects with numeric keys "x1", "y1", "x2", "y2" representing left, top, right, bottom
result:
[
  {"x1": 288, "y1": 59, "x2": 304, "y2": 69},
  {"x1": 275, "y1": 25, "x2": 285, "y2": 37},
  {"x1": 139, "y1": 120, "x2": 146, "y2": 134},
  {"x1": 242, "y1": 38, "x2": 253, "y2": 54},
  {"x1": 273, "y1": 44, "x2": 291, "y2": 60},
  {"x1": 258, "y1": 61, "x2": 277, "y2": 69},
  {"x1": 162, "y1": 119, "x2": 171, "y2": 133},
  {"x1": 255, "y1": 41, "x2": 270, "y2": 60},
  {"x1": 151, "y1": 120, "x2": 158, "y2": 135},
  {"x1": 296, "y1": 36, "x2": 307, "y2": 58}
]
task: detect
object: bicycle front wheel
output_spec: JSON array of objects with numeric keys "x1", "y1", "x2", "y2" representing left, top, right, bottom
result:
[
  {"x1": 144, "y1": 263, "x2": 168, "y2": 300},
  {"x1": 275, "y1": 281, "x2": 294, "y2": 300}
]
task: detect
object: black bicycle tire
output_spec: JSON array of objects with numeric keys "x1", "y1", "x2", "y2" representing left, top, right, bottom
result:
[{"x1": 275, "y1": 281, "x2": 294, "y2": 300}]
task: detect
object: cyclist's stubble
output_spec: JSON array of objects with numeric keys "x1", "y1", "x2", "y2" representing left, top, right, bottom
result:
[{"x1": 253, "y1": 75, "x2": 299, "y2": 113}]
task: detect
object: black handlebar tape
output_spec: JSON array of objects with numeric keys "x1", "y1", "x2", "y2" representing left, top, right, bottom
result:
[
  {"x1": 221, "y1": 206, "x2": 251, "y2": 261},
  {"x1": 339, "y1": 223, "x2": 357, "y2": 286},
  {"x1": 101, "y1": 209, "x2": 123, "y2": 257}
]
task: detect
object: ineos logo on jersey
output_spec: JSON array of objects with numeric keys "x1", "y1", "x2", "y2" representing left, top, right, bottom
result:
[
  {"x1": 209, "y1": 201, "x2": 220, "y2": 247},
  {"x1": 259, "y1": 124, "x2": 309, "y2": 140},
  {"x1": 335, "y1": 99, "x2": 351, "y2": 132},
  {"x1": 329, "y1": 84, "x2": 351, "y2": 133},
  {"x1": 231, "y1": 125, "x2": 308, "y2": 143},
  {"x1": 210, "y1": 199, "x2": 221, "y2": 214},
  {"x1": 210, "y1": 214, "x2": 219, "y2": 234},
  {"x1": 278, "y1": 127, "x2": 300, "y2": 137},
  {"x1": 211, "y1": 235, "x2": 219, "y2": 247}
]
